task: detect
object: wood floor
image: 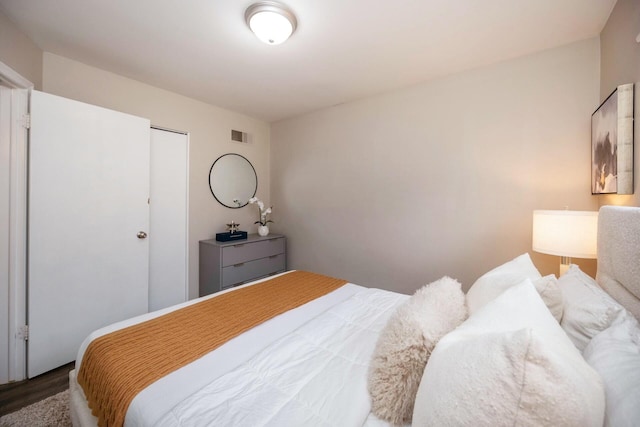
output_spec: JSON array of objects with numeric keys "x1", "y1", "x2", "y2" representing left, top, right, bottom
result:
[{"x1": 0, "y1": 362, "x2": 74, "y2": 416}]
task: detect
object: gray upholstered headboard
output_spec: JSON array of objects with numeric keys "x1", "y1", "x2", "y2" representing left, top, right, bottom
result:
[{"x1": 596, "y1": 205, "x2": 640, "y2": 320}]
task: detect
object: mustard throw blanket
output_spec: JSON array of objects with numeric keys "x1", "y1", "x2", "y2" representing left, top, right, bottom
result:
[{"x1": 77, "y1": 271, "x2": 347, "y2": 427}]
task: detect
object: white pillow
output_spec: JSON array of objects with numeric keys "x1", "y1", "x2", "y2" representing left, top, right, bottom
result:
[
  {"x1": 413, "y1": 280, "x2": 605, "y2": 427},
  {"x1": 560, "y1": 264, "x2": 625, "y2": 351},
  {"x1": 583, "y1": 316, "x2": 640, "y2": 427},
  {"x1": 466, "y1": 254, "x2": 562, "y2": 321},
  {"x1": 533, "y1": 274, "x2": 564, "y2": 322},
  {"x1": 368, "y1": 276, "x2": 467, "y2": 425},
  {"x1": 466, "y1": 253, "x2": 541, "y2": 314}
]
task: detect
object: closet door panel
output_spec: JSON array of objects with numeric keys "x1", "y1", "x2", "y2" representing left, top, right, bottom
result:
[
  {"x1": 148, "y1": 128, "x2": 188, "y2": 311},
  {"x1": 28, "y1": 90, "x2": 150, "y2": 377}
]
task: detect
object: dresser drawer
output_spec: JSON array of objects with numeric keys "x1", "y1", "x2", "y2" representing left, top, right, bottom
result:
[
  {"x1": 199, "y1": 234, "x2": 286, "y2": 297},
  {"x1": 221, "y1": 238, "x2": 285, "y2": 267},
  {"x1": 221, "y1": 253, "x2": 286, "y2": 288}
]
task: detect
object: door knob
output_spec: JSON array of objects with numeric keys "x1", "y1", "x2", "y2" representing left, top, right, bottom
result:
[{"x1": 137, "y1": 231, "x2": 148, "y2": 239}]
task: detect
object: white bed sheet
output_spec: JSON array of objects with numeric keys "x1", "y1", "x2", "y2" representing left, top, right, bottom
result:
[{"x1": 71, "y1": 272, "x2": 407, "y2": 427}]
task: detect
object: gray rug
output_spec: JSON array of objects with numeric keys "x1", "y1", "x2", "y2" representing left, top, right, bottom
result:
[{"x1": 0, "y1": 389, "x2": 70, "y2": 427}]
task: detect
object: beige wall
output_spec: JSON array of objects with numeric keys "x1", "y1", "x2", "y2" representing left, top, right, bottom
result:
[
  {"x1": 272, "y1": 39, "x2": 600, "y2": 294},
  {"x1": 42, "y1": 53, "x2": 271, "y2": 299},
  {"x1": 598, "y1": 0, "x2": 640, "y2": 207},
  {"x1": 0, "y1": 10, "x2": 42, "y2": 89}
]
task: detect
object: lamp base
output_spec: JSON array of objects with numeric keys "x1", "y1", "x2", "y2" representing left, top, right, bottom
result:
[{"x1": 559, "y1": 256, "x2": 571, "y2": 276}]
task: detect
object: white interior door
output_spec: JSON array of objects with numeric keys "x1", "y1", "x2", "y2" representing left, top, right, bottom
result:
[
  {"x1": 28, "y1": 91, "x2": 151, "y2": 377},
  {"x1": 149, "y1": 128, "x2": 188, "y2": 311}
]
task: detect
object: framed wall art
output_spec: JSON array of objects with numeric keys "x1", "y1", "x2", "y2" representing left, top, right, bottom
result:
[{"x1": 591, "y1": 83, "x2": 634, "y2": 194}]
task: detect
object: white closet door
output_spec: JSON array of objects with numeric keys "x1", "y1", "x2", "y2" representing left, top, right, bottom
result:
[
  {"x1": 28, "y1": 91, "x2": 150, "y2": 377},
  {"x1": 149, "y1": 128, "x2": 188, "y2": 311}
]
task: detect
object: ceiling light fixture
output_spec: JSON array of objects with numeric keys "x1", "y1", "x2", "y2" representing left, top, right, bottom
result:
[{"x1": 245, "y1": 1, "x2": 297, "y2": 45}]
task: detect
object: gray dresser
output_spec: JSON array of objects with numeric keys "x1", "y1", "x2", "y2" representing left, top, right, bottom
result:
[{"x1": 199, "y1": 234, "x2": 286, "y2": 296}]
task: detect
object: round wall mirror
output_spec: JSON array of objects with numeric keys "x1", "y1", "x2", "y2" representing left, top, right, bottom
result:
[{"x1": 208, "y1": 153, "x2": 257, "y2": 209}]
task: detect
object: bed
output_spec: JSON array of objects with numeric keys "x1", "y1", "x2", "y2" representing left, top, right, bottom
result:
[{"x1": 69, "y1": 205, "x2": 640, "y2": 427}]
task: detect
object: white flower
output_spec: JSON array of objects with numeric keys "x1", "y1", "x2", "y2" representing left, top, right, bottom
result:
[{"x1": 248, "y1": 197, "x2": 274, "y2": 226}]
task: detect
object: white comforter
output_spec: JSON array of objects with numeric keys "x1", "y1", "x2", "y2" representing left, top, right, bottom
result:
[{"x1": 73, "y1": 273, "x2": 408, "y2": 427}]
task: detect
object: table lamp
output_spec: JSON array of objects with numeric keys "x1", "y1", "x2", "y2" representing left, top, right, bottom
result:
[{"x1": 532, "y1": 210, "x2": 598, "y2": 275}]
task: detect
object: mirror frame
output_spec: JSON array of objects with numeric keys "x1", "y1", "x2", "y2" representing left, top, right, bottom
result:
[{"x1": 208, "y1": 153, "x2": 258, "y2": 209}]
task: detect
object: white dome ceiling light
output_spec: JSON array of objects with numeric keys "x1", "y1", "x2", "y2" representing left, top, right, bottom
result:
[{"x1": 245, "y1": 1, "x2": 297, "y2": 45}]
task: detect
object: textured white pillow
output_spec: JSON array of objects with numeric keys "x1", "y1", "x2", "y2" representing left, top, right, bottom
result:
[
  {"x1": 368, "y1": 276, "x2": 467, "y2": 425},
  {"x1": 560, "y1": 264, "x2": 625, "y2": 351},
  {"x1": 466, "y1": 253, "x2": 541, "y2": 314},
  {"x1": 583, "y1": 316, "x2": 640, "y2": 427},
  {"x1": 413, "y1": 281, "x2": 604, "y2": 427}
]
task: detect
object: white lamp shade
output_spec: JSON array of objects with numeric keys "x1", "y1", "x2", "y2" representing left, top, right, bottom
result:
[{"x1": 532, "y1": 210, "x2": 598, "y2": 259}]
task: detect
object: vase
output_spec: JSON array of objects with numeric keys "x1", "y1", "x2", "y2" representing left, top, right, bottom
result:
[{"x1": 258, "y1": 225, "x2": 270, "y2": 237}]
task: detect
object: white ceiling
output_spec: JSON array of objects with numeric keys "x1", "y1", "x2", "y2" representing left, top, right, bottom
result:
[{"x1": 0, "y1": 0, "x2": 616, "y2": 122}]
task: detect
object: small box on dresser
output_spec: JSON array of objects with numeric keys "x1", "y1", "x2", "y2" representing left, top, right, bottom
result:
[{"x1": 199, "y1": 234, "x2": 286, "y2": 297}]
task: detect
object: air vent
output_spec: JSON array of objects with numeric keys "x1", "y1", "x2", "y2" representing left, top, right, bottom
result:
[{"x1": 231, "y1": 129, "x2": 250, "y2": 143}]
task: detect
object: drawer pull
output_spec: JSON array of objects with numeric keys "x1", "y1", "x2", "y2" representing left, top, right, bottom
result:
[
  {"x1": 233, "y1": 244, "x2": 245, "y2": 248},
  {"x1": 233, "y1": 262, "x2": 245, "y2": 267},
  {"x1": 269, "y1": 255, "x2": 279, "y2": 259}
]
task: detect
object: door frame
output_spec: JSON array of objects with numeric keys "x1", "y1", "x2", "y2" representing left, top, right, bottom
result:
[{"x1": 0, "y1": 61, "x2": 32, "y2": 383}]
